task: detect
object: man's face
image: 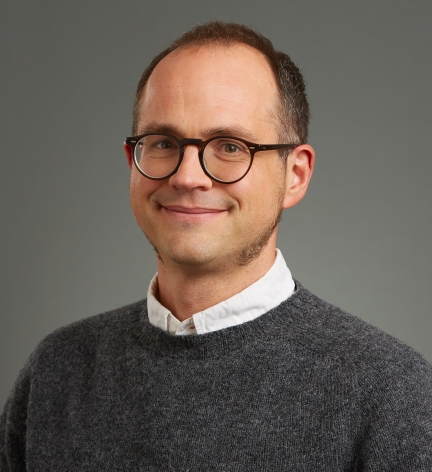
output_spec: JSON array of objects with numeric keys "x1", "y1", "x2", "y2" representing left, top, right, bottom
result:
[{"x1": 128, "y1": 44, "x2": 290, "y2": 272}]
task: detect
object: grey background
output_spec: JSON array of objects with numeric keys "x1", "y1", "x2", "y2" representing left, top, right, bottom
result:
[{"x1": 1, "y1": 0, "x2": 431, "y2": 408}]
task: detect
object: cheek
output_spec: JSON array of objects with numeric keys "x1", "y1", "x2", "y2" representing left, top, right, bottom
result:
[
  {"x1": 129, "y1": 173, "x2": 157, "y2": 214},
  {"x1": 234, "y1": 171, "x2": 285, "y2": 220},
  {"x1": 231, "y1": 166, "x2": 278, "y2": 210}
]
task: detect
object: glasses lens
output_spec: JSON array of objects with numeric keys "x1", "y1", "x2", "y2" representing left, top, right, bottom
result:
[
  {"x1": 203, "y1": 138, "x2": 252, "y2": 182},
  {"x1": 135, "y1": 135, "x2": 179, "y2": 178}
]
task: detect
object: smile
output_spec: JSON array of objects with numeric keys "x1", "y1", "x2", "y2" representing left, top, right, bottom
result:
[
  {"x1": 161, "y1": 205, "x2": 228, "y2": 220},
  {"x1": 163, "y1": 205, "x2": 226, "y2": 214}
]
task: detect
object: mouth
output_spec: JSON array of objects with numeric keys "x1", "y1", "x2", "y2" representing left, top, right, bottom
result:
[
  {"x1": 160, "y1": 205, "x2": 229, "y2": 222},
  {"x1": 163, "y1": 205, "x2": 226, "y2": 214}
]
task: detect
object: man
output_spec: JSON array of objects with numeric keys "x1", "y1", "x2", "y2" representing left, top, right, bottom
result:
[{"x1": 1, "y1": 21, "x2": 431, "y2": 471}]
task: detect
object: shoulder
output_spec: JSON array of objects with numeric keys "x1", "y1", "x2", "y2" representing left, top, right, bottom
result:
[
  {"x1": 284, "y1": 283, "x2": 432, "y2": 382},
  {"x1": 282, "y1": 284, "x2": 432, "y2": 441},
  {"x1": 0, "y1": 300, "x2": 148, "y2": 468},
  {"x1": 25, "y1": 299, "x2": 147, "y2": 375},
  {"x1": 2, "y1": 299, "x2": 148, "y2": 420}
]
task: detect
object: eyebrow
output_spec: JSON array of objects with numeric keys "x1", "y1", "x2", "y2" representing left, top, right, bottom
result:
[{"x1": 137, "y1": 122, "x2": 259, "y2": 142}]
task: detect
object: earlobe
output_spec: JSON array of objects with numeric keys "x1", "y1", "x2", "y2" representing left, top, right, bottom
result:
[
  {"x1": 123, "y1": 142, "x2": 133, "y2": 169},
  {"x1": 283, "y1": 144, "x2": 315, "y2": 209}
]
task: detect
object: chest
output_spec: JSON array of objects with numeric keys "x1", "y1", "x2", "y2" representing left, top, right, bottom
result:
[{"x1": 26, "y1": 349, "x2": 363, "y2": 470}]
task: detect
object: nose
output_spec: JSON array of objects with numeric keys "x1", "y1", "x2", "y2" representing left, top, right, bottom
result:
[{"x1": 168, "y1": 144, "x2": 213, "y2": 190}]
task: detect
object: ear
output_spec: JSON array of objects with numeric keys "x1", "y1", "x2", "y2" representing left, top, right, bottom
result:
[
  {"x1": 283, "y1": 144, "x2": 315, "y2": 209},
  {"x1": 123, "y1": 142, "x2": 133, "y2": 169}
]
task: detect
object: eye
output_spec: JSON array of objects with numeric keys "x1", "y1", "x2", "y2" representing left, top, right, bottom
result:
[
  {"x1": 222, "y1": 143, "x2": 241, "y2": 153},
  {"x1": 155, "y1": 139, "x2": 174, "y2": 150},
  {"x1": 214, "y1": 139, "x2": 248, "y2": 154}
]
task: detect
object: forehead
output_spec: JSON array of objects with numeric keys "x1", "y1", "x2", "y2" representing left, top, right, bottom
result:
[{"x1": 137, "y1": 44, "x2": 280, "y2": 138}]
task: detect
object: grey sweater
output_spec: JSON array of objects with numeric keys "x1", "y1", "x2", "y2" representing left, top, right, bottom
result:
[{"x1": 1, "y1": 283, "x2": 432, "y2": 471}]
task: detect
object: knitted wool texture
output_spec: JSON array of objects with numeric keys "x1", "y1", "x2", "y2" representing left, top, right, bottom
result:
[{"x1": 1, "y1": 283, "x2": 432, "y2": 471}]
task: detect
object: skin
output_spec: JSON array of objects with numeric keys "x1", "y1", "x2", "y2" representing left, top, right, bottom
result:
[{"x1": 124, "y1": 44, "x2": 315, "y2": 321}]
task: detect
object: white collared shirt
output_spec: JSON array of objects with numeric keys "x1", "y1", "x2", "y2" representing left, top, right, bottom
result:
[{"x1": 147, "y1": 249, "x2": 295, "y2": 335}]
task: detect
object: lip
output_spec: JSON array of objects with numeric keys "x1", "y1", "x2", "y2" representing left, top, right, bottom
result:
[
  {"x1": 160, "y1": 205, "x2": 228, "y2": 222},
  {"x1": 162, "y1": 205, "x2": 226, "y2": 214}
]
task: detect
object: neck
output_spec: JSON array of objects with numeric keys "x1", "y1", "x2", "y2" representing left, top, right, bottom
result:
[{"x1": 156, "y1": 242, "x2": 277, "y2": 322}]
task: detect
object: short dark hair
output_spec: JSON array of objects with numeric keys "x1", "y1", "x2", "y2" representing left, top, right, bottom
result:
[{"x1": 132, "y1": 21, "x2": 309, "y2": 144}]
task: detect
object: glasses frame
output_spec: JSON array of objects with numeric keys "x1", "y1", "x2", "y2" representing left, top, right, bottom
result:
[{"x1": 124, "y1": 133, "x2": 300, "y2": 184}]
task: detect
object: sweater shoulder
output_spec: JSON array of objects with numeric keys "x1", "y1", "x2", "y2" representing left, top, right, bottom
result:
[
  {"x1": 286, "y1": 284, "x2": 431, "y2": 373},
  {"x1": 26, "y1": 299, "x2": 147, "y2": 371}
]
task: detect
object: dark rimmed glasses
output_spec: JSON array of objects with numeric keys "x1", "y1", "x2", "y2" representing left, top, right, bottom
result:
[{"x1": 124, "y1": 133, "x2": 300, "y2": 184}]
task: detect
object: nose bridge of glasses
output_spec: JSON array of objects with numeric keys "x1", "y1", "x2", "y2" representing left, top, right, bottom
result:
[
  {"x1": 179, "y1": 138, "x2": 205, "y2": 155},
  {"x1": 176, "y1": 139, "x2": 208, "y2": 180},
  {"x1": 171, "y1": 139, "x2": 213, "y2": 186}
]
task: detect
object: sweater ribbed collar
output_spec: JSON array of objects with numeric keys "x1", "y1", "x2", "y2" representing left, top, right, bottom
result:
[{"x1": 134, "y1": 281, "x2": 311, "y2": 360}]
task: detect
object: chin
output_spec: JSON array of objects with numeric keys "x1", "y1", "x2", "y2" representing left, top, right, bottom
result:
[
  {"x1": 169, "y1": 247, "x2": 217, "y2": 267},
  {"x1": 153, "y1": 239, "x2": 216, "y2": 268}
]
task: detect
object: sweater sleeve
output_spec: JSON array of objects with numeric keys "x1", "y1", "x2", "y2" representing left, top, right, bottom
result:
[
  {"x1": 0, "y1": 361, "x2": 32, "y2": 472},
  {"x1": 356, "y1": 352, "x2": 432, "y2": 471}
]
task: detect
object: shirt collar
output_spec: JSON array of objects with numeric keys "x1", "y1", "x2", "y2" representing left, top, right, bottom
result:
[{"x1": 147, "y1": 249, "x2": 295, "y2": 335}]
